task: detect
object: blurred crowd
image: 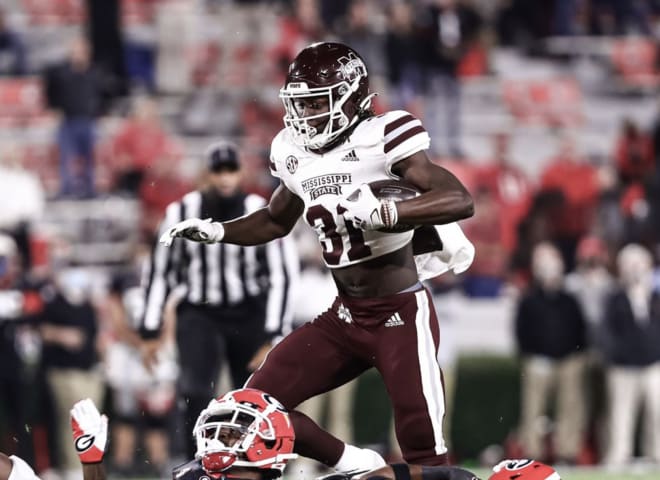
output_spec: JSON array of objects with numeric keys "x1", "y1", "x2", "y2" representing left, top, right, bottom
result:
[{"x1": 0, "y1": 0, "x2": 659, "y2": 478}]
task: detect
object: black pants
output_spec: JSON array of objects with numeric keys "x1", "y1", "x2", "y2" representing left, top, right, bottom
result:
[
  {"x1": 175, "y1": 300, "x2": 267, "y2": 458},
  {"x1": 0, "y1": 374, "x2": 33, "y2": 463}
]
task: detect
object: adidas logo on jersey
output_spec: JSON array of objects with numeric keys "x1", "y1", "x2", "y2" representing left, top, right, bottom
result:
[
  {"x1": 384, "y1": 312, "x2": 404, "y2": 327},
  {"x1": 341, "y1": 150, "x2": 359, "y2": 161}
]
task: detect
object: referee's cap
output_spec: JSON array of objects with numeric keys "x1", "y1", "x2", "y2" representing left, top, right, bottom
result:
[{"x1": 206, "y1": 140, "x2": 240, "y2": 172}]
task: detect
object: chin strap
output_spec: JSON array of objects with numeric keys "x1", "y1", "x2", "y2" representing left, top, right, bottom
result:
[{"x1": 358, "y1": 93, "x2": 378, "y2": 113}]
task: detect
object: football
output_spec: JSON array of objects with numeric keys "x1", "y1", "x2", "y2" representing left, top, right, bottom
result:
[{"x1": 348, "y1": 179, "x2": 421, "y2": 232}]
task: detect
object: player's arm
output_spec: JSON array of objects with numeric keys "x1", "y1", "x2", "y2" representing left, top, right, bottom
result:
[
  {"x1": 82, "y1": 464, "x2": 106, "y2": 480},
  {"x1": 222, "y1": 183, "x2": 304, "y2": 244},
  {"x1": 338, "y1": 150, "x2": 473, "y2": 232},
  {"x1": 160, "y1": 183, "x2": 304, "y2": 247},
  {"x1": 392, "y1": 150, "x2": 474, "y2": 226}
]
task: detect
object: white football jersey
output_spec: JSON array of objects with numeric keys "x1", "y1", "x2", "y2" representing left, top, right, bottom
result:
[{"x1": 270, "y1": 110, "x2": 430, "y2": 268}]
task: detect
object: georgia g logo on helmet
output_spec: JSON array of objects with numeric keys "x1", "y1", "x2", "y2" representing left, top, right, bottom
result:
[
  {"x1": 489, "y1": 459, "x2": 560, "y2": 480},
  {"x1": 502, "y1": 460, "x2": 534, "y2": 471}
]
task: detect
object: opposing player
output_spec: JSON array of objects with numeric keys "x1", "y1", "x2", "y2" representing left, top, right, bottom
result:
[
  {"x1": 67, "y1": 389, "x2": 297, "y2": 480},
  {"x1": 160, "y1": 42, "x2": 475, "y2": 472},
  {"x1": 0, "y1": 387, "x2": 560, "y2": 480}
]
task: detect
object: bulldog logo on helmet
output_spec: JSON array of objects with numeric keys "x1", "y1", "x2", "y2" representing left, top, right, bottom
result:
[{"x1": 337, "y1": 53, "x2": 367, "y2": 82}]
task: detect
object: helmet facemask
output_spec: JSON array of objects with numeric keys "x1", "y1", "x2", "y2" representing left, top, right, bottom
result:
[
  {"x1": 193, "y1": 394, "x2": 296, "y2": 476},
  {"x1": 280, "y1": 52, "x2": 369, "y2": 150}
]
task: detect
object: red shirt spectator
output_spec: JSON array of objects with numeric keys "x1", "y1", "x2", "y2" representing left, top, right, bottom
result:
[
  {"x1": 139, "y1": 166, "x2": 193, "y2": 241},
  {"x1": 111, "y1": 96, "x2": 183, "y2": 193},
  {"x1": 614, "y1": 118, "x2": 655, "y2": 184},
  {"x1": 540, "y1": 137, "x2": 599, "y2": 239},
  {"x1": 475, "y1": 133, "x2": 534, "y2": 253}
]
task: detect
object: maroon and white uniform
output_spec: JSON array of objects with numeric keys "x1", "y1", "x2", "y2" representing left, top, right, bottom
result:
[
  {"x1": 269, "y1": 110, "x2": 426, "y2": 268},
  {"x1": 247, "y1": 110, "x2": 449, "y2": 464}
]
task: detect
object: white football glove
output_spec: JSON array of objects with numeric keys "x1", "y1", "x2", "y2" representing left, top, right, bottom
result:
[
  {"x1": 338, "y1": 184, "x2": 398, "y2": 231},
  {"x1": 70, "y1": 398, "x2": 108, "y2": 464},
  {"x1": 159, "y1": 218, "x2": 225, "y2": 247}
]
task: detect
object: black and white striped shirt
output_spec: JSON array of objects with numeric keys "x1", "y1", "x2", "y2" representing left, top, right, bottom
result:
[{"x1": 139, "y1": 189, "x2": 299, "y2": 340}]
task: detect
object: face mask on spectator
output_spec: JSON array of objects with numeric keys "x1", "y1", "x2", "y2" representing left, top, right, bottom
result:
[
  {"x1": 56, "y1": 269, "x2": 92, "y2": 305},
  {"x1": 532, "y1": 244, "x2": 564, "y2": 289},
  {"x1": 617, "y1": 244, "x2": 653, "y2": 290}
]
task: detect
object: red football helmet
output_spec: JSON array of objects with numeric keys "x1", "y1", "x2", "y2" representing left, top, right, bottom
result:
[
  {"x1": 279, "y1": 42, "x2": 375, "y2": 149},
  {"x1": 193, "y1": 388, "x2": 297, "y2": 477},
  {"x1": 489, "y1": 460, "x2": 560, "y2": 480}
]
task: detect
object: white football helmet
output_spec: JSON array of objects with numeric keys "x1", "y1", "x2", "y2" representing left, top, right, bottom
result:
[{"x1": 193, "y1": 388, "x2": 297, "y2": 477}]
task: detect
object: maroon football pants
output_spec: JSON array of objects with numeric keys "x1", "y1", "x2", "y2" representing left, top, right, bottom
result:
[{"x1": 246, "y1": 287, "x2": 448, "y2": 465}]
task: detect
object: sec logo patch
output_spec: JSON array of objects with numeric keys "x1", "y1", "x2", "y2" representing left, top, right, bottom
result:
[{"x1": 286, "y1": 155, "x2": 298, "y2": 173}]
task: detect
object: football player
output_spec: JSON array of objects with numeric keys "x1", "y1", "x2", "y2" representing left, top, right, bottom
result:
[
  {"x1": 160, "y1": 41, "x2": 474, "y2": 472},
  {"x1": 0, "y1": 387, "x2": 486, "y2": 480}
]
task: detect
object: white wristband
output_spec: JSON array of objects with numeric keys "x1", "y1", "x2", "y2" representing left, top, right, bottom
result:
[{"x1": 208, "y1": 222, "x2": 225, "y2": 242}]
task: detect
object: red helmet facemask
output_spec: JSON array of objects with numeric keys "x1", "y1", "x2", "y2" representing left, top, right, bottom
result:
[{"x1": 193, "y1": 388, "x2": 297, "y2": 478}]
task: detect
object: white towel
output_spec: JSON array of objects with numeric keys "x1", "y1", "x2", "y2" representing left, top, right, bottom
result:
[{"x1": 414, "y1": 222, "x2": 475, "y2": 280}]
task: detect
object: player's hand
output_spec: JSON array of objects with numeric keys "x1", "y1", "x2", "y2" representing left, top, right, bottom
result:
[
  {"x1": 159, "y1": 218, "x2": 225, "y2": 247},
  {"x1": 338, "y1": 184, "x2": 397, "y2": 231},
  {"x1": 70, "y1": 398, "x2": 108, "y2": 464}
]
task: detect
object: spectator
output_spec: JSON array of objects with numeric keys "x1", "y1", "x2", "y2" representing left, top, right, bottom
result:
[
  {"x1": 613, "y1": 117, "x2": 655, "y2": 186},
  {"x1": 384, "y1": 1, "x2": 423, "y2": 112},
  {"x1": 0, "y1": 235, "x2": 42, "y2": 463},
  {"x1": 0, "y1": 8, "x2": 27, "y2": 75},
  {"x1": 138, "y1": 158, "x2": 193, "y2": 242},
  {"x1": 138, "y1": 141, "x2": 300, "y2": 459},
  {"x1": 539, "y1": 132, "x2": 600, "y2": 271},
  {"x1": 335, "y1": 0, "x2": 385, "y2": 80},
  {"x1": 476, "y1": 132, "x2": 534, "y2": 255},
  {"x1": 0, "y1": 145, "x2": 45, "y2": 272},
  {"x1": 417, "y1": 0, "x2": 483, "y2": 157},
  {"x1": 602, "y1": 244, "x2": 660, "y2": 466},
  {"x1": 565, "y1": 235, "x2": 615, "y2": 460},
  {"x1": 271, "y1": 0, "x2": 327, "y2": 82},
  {"x1": 44, "y1": 35, "x2": 104, "y2": 199},
  {"x1": 39, "y1": 268, "x2": 103, "y2": 480},
  {"x1": 462, "y1": 186, "x2": 507, "y2": 296},
  {"x1": 565, "y1": 236, "x2": 615, "y2": 347},
  {"x1": 103, "y1": 265, "x2": 178, "y2": 477},
  {"x1": 515, "y1": 242, "x2": 588, "y2": 464},
  {"x1": 110, "y1": 95, "x2": 183, "y2": 196}
]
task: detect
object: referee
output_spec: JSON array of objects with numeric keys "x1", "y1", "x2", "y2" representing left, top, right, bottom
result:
[{"x1": 138, "y1": 141, "x2": 299, "y2": 457}]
